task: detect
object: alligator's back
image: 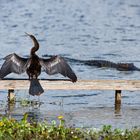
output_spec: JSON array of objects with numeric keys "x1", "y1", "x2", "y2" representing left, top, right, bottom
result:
[
  {"x1": 83, "y1": 60, "x2": 140, "y2": 71},
  {"x1": 84, "y1": 60, "x2": 117, "y2": 68}
]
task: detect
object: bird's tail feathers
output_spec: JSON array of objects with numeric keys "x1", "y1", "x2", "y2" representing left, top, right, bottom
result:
[{"x1": 29, "y1": 79, "x2": 44, "y2": 96}]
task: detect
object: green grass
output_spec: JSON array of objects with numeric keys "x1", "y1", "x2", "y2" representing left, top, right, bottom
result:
[{"x1": 0, "y1": 114, "x2": 140, "y2": 140}]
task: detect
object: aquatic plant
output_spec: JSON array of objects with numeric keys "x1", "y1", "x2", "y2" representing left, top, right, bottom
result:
[{"x1": 0, "y1": 114, "x2": 140, "y2": 140}]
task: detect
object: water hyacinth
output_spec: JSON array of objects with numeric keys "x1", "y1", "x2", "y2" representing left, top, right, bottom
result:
[{"x1": 0, "y1": 115, "x2": 140, "y2": 140}]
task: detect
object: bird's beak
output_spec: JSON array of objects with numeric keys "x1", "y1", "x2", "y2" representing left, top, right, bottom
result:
[{"x1": 25, "y1": 32, "x2": 31, "y2": 37}]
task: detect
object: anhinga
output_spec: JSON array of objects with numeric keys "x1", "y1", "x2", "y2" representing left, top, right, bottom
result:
[{"x1": 0, "y1": 33, "x2": 77, "y2": 96}]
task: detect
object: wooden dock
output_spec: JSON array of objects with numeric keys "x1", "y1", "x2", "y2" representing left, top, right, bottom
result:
[{"x1": 1, "y1": 79, "x2": 140, "y2": 112}]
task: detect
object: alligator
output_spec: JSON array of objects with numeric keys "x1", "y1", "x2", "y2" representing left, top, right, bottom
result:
[
  {"x1": 83, "y1": 60, "x2": 140, "y2": 71},
  {"x1": 42, "y1": 54, "x2": 140, "y2": 71}
]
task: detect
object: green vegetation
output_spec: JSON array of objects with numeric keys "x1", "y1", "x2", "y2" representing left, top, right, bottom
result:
[{"x1": 0, "y1": 114, "x2": 140, "y2": 140}]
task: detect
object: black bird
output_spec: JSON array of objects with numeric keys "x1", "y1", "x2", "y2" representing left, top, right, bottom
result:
[{"x1": 0, "y1": 33, "x2": 77, "y2": 96}]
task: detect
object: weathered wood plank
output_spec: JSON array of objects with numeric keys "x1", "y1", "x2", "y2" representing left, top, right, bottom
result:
[
  {"x1": 0, "y1": 79, "x2": 140, "y2": 90},
  {"x1": 115, "y1": 90, "x2": 121, "y2": 104},
  {"x1": 8, "y1": 89, "x2": 15, "y2": 102}
]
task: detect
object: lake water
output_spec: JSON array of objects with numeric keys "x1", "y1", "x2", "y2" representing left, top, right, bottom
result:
[{"x1": 0, "y1": 0, "x2": 140, "y2": 129}]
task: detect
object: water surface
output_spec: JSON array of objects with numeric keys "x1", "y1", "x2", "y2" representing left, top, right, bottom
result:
[{"x1": 0, "y1": 0, "x2": 140, "y2": 129}]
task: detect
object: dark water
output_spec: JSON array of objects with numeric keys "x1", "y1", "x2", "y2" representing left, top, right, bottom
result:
[{"x1": 0, "y1": 0, "x2": 140, "y2": 129}]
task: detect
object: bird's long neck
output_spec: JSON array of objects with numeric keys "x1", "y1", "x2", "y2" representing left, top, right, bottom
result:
[{"x1": 30, "y1": 37, "x2": 39, "y2": 55}]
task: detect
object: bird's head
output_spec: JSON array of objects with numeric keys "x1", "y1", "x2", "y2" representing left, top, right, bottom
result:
[{"x1": 25, "y1": 32, "x2": 39, "y2": 54}]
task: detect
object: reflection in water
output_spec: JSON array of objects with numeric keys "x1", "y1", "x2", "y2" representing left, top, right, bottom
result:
[
  {"x1": 6, "y1": 101, "x2": 16, "y2": 118},
  {"x1": 4, "y1": 95, "x2": 43, "y2": 121},
  {"x1": 26, "y1": 108, "x2": 41, "y2": 123},
  {"x1": 114, "y1": 103, "x2": 121, "y2": 115}
]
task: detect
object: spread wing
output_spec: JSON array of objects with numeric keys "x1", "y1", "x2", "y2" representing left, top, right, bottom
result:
[
  {"x1": 0, "y1": 53, "x2": 28, "y2": 79},
  {"x1": 40, "y1": 56, "x2": 77, "y2": 82}
]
